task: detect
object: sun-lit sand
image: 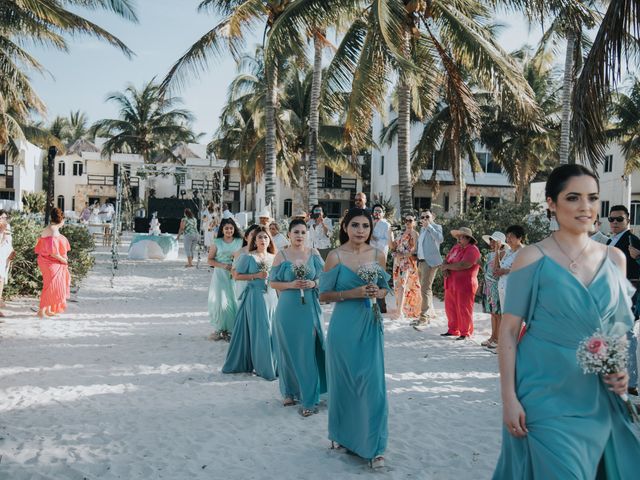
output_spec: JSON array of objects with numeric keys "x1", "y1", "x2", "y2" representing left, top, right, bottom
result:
[{"x1": 0, "y1": 239, "x2": 504, "y2": 479}]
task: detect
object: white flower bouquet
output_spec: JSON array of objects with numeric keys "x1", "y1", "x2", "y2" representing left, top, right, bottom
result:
[
  {"x1": 357, "y1": 263, "x2": 384, "y2": 324},
  {"x1": 292, "y1": 261, "x2": 311, "y2": 304}
]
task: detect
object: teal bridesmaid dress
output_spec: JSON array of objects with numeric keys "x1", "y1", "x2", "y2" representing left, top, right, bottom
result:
[
  {"x1": 208, "y1": 237, "x2": 243, "y2": 334},
  {"x1": 493, "y1": 247, "x2": 640, "y2": 479},
  {"x1": 319, "y1": 260, "x2": 391, "y2": 461},
  {"x1": 222, "y1": 254, "x2": 278, "y2": 381},
  {"x1": 270, "y1": 252, "x2": 327, "y2": 409}
]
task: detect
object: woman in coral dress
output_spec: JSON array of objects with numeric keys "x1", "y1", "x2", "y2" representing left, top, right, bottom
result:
[
  {"x1": 392, "y1": 214, "x2": 421, "y2": 319},
  {"x1": 35, "y1": 208, "x2": 71, "y2": 317}
]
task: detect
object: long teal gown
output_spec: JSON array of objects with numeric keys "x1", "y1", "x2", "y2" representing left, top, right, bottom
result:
[
  {"x1": 493, "y1": 247, "x2": 640, "y2": 479},
  {"x1": 208, "y1": 237, "x2": 243, "y2": 334},
  {"x1": 319, "y1": 261, "x2": 391, "y2": 461},
  {"x1": 270, "y1": 252, "x2": 327, "y2": 409},
  {"x1": 222, "y1": 254, "x2": 278, "y2": 381}
]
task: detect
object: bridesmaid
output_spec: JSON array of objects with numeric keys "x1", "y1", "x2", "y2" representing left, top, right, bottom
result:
[
  {"x1": 34, "y1": 208, "x2": 71, "y2": 317},
  {"x1": 207, "y1": 218, "x2": 243, "y2": 341},
  {"x1": 319, "y1": 208, "x2": 390, "y2": 469},
  {"x1": 494, "y1": 164, "x2": 640, "y2": 479},
  {"x1": 232, "y1": 224, "x2": 260, "y2": 300},
  {"x1": 270, "y1": 219, "x2": 326, "y2": 416},
  {"x1": 222, "y1": 226, "x2": 278, "y2": 381}
]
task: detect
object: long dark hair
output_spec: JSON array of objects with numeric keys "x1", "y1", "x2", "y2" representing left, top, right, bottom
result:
[
  {"x1": 184, "y1": 208, "x2": 194, "y2": 219},
  {"x1": 217, "y1": 218, "x2": 241, "y2": 239},
  {"x1": 545, "y1": 164, "x2": 599, "y2": 202},
  {"x1": 242, "y1": 224, "x2": 261, "y2": 247},
  {"x1": 339, "y1": 208, "x2": 373, "y2": 245},
  {"x1": 248, "y1": 225, "x2": 276, "y2": 254}
]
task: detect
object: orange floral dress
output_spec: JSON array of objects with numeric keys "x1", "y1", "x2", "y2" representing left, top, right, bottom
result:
[
  {"x1": 35, "y1": 235, "x2": 71, "y2": 314},
  {"x1": 392, "y1": 230, "x2": 421, "y2": 317}
]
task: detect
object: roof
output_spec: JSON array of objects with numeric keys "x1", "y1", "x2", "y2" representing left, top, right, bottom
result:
[{"x1": 67, "y1": 139, "x2": 99, "y2": 155}]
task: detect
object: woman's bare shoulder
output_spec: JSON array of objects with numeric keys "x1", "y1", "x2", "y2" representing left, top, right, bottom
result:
[{"x1": 511, "y1": 244, "x2": 545, "y2": 272}]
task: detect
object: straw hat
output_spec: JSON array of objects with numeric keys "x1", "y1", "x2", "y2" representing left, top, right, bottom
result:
[
  {"x1": 451, "y1": 226, "x2": 477, "y2": 243},
  {"x1": 482, "y1": 231, "x2": 506, "y2": 246}
]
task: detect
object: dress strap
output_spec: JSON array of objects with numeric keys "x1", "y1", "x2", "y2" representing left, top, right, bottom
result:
[
  {"x1": 335, "y1": 250, "x2": 342, "y2": 263},
  {"x1": 281, "y1": 248, "x2": 288, "y2": 262}
]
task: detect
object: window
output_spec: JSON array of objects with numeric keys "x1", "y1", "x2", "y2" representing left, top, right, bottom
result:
[
  {"x1": 324, "y1": 167, "x2": 342, "y2": 189},
  {"x1": 414, "y1": 197, "x2": 431, "y2": 211},
  {"x1": 469, "y1": 196, "x2": 500, "y2": 210},
  {"x1": 0, "y1": 191, "x2": 15, "y2": 200},
  {"x1": 73, "y1": 161, "x2": 83, "y2": 176},
  {"x1": 380, "y1": 156, "x2": 384, "y2": 176},
  {"x1": 72, "y1": 197, "x2": 76, "y2": 211},
  {"x1": 58, "y1": 161, "x2": 65, "y2": 176},
  {"x1": 283, "y1": 199, "x2": 293, "y2": 217},
  {"x1": 477, "y1": 152, "x2": 501, "y2": 174},
  {"x1": 630, "y1": 201, "x2": 640, "y2": 226},
  {"x1": 57, "y1": 195, "x2": 65, "y2": 210},
  {"x1": 0, "y1": 150, "x2": 6, "y2": 175},
  {"x1": 604, "y1": 155, "x2": 613, "y2": 173},
  {"x1": 600, "y1": 200, "x2": 610, "y2": 219},
  {"x1": 444, "y1": 193, "x2": 450, "y2": 212}
]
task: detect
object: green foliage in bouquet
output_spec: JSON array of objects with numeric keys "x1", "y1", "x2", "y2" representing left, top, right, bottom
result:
[{"x1": 4, "y1": 215, "x2": 96, "y2": 297}]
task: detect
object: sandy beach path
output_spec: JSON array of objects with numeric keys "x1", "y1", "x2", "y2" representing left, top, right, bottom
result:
[{"x1": 0, "y1": 243, "x2": 502, "y2": 479}]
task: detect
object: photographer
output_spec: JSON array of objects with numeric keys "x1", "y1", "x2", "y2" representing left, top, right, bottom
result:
[
  {"x1": 308, "y1": 204, "x2": 332, "y2": 259},
  {"x1": 413, "y1": 209, "x2": 443, "y2": 328}
]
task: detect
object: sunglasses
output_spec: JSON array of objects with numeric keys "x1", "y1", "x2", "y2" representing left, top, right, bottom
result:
[{"x1": 608, "y1": 216, "x2": 626, "y2": 223}]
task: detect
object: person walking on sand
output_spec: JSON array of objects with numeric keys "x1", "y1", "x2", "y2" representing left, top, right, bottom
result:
[
  {"x1": 177, "y1": 208, "x2": 198, "y2": 267},
  {"x1": 35, "y1": 208, "x2": 71, "y2": 318},
  {"x1": 413, "y1": 209, "x2": 443, "y2": 328}
]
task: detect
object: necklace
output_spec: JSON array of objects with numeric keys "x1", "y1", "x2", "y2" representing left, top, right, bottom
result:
[{"x1": 551, "y1": 234, "x2": 590, "y2": 273}]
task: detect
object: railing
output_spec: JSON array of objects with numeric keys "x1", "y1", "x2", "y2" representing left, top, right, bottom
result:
[
  {"x1": 191, "y1": 178, "x2": 241, "y2": 192},
  {"x1": 87, "y1": 175, "x2": 139, "y2": 187},
  {"x1": 318, "y1": 177, "x2": 357, "y2": 191}
]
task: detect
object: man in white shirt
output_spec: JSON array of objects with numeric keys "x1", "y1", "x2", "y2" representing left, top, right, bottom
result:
[
  {"x1": 589, "y1": 216, "x2": 609, "y2": 244},
  {"x1": 371, "y1": 203, "x2": 393, "y2": 313},
  {"x1": 413, "y1": 209, "x2": 443, "y2": 328},
  {"x1": 308, "y1": 204, "x2": 332, "y2": 259}
]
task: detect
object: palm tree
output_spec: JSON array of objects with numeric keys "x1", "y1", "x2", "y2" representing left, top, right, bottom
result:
[
  {"x1": 608, "y1": 77, "x2": 640, "y2": 175},
  {"x1": 160, "y1": 0, "x2": 301, "y2": 215},
  {"x1": 90, "y1": 81, "x2": 198, "y2": 162},
  {"x1": 0, "y1": 0, "x2": 137, "y2": 150}
]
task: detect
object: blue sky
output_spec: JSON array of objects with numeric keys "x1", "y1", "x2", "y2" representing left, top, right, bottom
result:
[{"x1": 30, "y1": 1, "x2": 544, "y2": 140}]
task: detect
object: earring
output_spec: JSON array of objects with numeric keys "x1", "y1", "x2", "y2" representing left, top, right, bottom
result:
[{"x1": 549, "y1": 212, "x2": 559, "y2": 232}]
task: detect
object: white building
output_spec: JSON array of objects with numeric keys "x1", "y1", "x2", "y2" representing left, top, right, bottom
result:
[
  {"x1": 370, "y1": 117, "x2": 515, "y2": 219},
  {"x1": 0, "y1": 139, "x2": 44, "y2": 210}
]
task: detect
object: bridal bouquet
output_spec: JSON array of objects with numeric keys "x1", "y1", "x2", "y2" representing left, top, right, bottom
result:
[
  {"x1": 576, "y1": 330, "x2": 639, "y2": 422},
  {"x1": 257, "y1": 260, "x2": 272, "y2": 291},
  {"x1": 357, "y1": 263, "x2": 384, "y2": 323},
  {"x1": 292, "y1": 261, "x2": 310, "y2": 304}
]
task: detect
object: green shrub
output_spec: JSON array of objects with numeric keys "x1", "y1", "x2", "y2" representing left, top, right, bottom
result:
[
  {"x1": 5, "y1": 214, "x2": 95, "y2": 297},
  {"x1": 21, "y1": 192, "x2": 46, "y2": 214}
]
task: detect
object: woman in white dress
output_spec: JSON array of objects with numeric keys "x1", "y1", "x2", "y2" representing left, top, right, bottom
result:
[
  {"x1": 494, "y1": 225, "x2": 525, "y2": 310},
  {"x1": 0, "y1": 210, "x2": 14, "y2": 314},
  {"x1": 201, "y1": 202, "x2": 218, "y2": 248}
]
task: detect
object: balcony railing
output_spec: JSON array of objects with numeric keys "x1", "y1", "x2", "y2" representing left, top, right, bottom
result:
[
  {"x1": 318, "y1": 177, "x2": 357, "y2": 191},
  {"x1": 5, "y1": 165, "x2": 13, "y2": 188},
  {"x1": 191, "y1": 178, "x2": 241, "y2": 192},
  {"x1": 87, "y1": 175, "x2": 139, "y2": 187}
]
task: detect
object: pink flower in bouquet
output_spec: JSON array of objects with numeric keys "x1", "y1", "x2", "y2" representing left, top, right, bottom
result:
[{"x1": 587, "y1": 338, "x2": 608, "y2": 356}]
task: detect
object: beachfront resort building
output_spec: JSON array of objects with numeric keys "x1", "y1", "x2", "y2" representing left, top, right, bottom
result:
[{"x1": 0, "y1": 139, "x2": 44, "y2": 211}]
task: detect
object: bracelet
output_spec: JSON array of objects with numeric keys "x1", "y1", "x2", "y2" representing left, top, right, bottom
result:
[{"x1": 338, "y1": 291, "x2": 343, "y2": 302}]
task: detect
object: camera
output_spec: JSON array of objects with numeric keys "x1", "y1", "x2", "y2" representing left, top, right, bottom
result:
[{"x1": 310, "y1": 212, "x2": 320, "y2": 220}]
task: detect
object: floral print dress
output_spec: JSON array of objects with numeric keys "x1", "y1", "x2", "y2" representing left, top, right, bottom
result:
[{"x1": 392, "y1": 230, "x2": 421, "y2": 317}]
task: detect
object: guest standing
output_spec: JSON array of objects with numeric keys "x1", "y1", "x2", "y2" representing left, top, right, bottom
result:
[
  {"x1": 589, "y1": 215, "x2": 609, "y2": 244},
  {"x1": 269, "y1": 222, "x2": 290, "y2": 251},
  {"x1": 607, "y1": 204, "x2": 640, "y2": 397},
  {"x1": 494, "y1": 164, "x2": 640, "y2": 479},
  {"x1": 413, "y1": 210, "x2": 443, "y2": 328},
  {"x1": 201, "y1": 201, "x2": 217, "y2": 248},
  {"x1": 308, "y1": 204, "x2": 333, "y2": 259},
  {"x1": 0, "y1": 211, "x2": 15, "y2": 316},
  {"x1": 319, "y1": 208, "x2": 390, "y2": 469},
  {"x1": 392, "y1": 214, "x2": 421, "y2": 320},
  {"x1": 34, "y1": 208, "x2": 71, "y2": 318},
  {"x1": 207, "y1": 218, "x2": 243, "y2": 341},
  {"x1": 270, "y1": 219, "x2": 326, "y2": 416},
  {"x1": 353, "y1": 192, "x2": 368, "y2": 210},
  {"x1": 370, "y1": 204, "x2": 393, "y2": 314},
  {"x1": 177, "y1": 208, "x2": 198, "y2": 268},
  {"x1": 222, "y1": 226, "x2": 278, "y2": 381},
  {"x1": 480, "y1": 231, "x2": 506, "y2": 349},
  {"x1": 440, "y1": 227, "x2": 481, "y2": 340},
  {"x1": 494, "y1": 225, "x2": 525, "y2": 313}
]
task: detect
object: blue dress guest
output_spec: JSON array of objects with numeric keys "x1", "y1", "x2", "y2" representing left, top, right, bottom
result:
[
  {"x1": 207, "y1": 218, "x2": 243, "y2": 341},
  {"x1": 494, "y1": 165, "x2": 640, "y2": 479},
  {"x1": 222, "y1": 226, "x2": 278, "y2": 381},
  {"x1": 270, "y1": 219, "x2": 327, "y2": 416},
  {"x1": 319, "y1": 208, "x2": 390, "y2": 469}
]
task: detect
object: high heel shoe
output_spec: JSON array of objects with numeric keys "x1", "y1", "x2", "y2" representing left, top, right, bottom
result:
[{"x1": 369, "y1": 456, "x2": 385, "y2": 469}]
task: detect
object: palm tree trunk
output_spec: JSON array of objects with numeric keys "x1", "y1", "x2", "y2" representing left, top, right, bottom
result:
[
  {"x1": 307, "y1": 31, "x2": 323, "y2": 208},
  {"x1": 397, "y1": 79, "x2": 412, "y2": 216},
  {"x1": 265, "y1": 65, "x2": 278, "y2": 214},
  {"x1": 559, "y1": 29, "x2": 576, "y2": 165},
  {"x1": 456, "y1": 156, "x2": 465, "y2": 215}
]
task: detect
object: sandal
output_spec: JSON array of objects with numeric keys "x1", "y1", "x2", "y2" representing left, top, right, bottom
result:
[
  {"x1": 330, "y1": 441, "x2": 345, "y2": 451},
  {"x1": 299, "y1": 407, "x2": 317, "y2": 417},
  {"x1": 369, "y1": 456, "x2": 385, "y2": 469},
  {"x1": 283, "y1": 397, "x2": 296, "y2": 407}
]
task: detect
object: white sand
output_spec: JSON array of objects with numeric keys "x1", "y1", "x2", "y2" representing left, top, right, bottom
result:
[{"x1": 0, "y1": 240, "x2": 503, "y2": 479}]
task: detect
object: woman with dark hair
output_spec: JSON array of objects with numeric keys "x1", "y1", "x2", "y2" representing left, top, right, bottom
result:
[
  {"x1": 493, "y1": 164, "x2": 640, "y2": 478},
  {"x1": 232, "y1": 224, "x2": 261, "y2": 300},
  {"x1": 177, "y1": 208, "x2": 198, "y2": 267},
  {"x1": 440, "y1": 227, "x2": 481, "y2": 340},
  {"x1": 34, "y1": 208, "x2": 71, "y2": 318},
  {"x1": 207, "y1": 218, "x2": 243, "y2": 341},
  {"x1": 270, "y1": 219, "x2": 326, "y2": 416},
  {"x1": 319, "y1": 208, "x2": 390, "y2": 469},
  {"x1": 494, "y1": 225, "x2": 526, "y2": 316},
  {"x1": 222, "y1": 226, "x2": 278, "y2": 380}
]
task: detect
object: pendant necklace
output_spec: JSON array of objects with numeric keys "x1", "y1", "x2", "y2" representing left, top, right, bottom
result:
[{"x1": 551, "y1": 234, "x2": 590, "y2": 273}]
